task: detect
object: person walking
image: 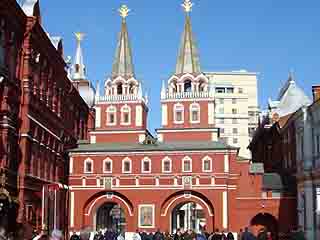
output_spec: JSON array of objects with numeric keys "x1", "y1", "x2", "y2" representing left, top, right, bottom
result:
[
  {"x1": 71, "y1": 232, "x2": 81, "y2": 240},
  {"x1": 226, "y1": 232, "x2": 234, "y2": 240},
  {"x1": 241, "y1": 227, "x2": 256, "y2": 240}
]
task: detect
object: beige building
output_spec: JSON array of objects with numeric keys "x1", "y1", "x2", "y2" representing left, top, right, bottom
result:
[{"x1": 205, "y1": 71, "x2": 259, "y2": 158}]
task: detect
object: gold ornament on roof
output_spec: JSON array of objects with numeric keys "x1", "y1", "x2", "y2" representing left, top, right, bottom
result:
[
  {"x1": 119, "y1": 5, "x2": 130, "y2": 19},
  {"x1": 75, "y1": 32, "x2": 85, "y2": 43},
  {"x1": 182, "y1": 0, "x2": 193, "y2": 13}
]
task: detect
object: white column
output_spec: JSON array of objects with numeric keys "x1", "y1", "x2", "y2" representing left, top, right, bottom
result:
[
  {"x1": 222, "y1": 191, "x2": 228, "y2": 229},
  {"x1": 90, "y1": 135, "x2": 96, "y2": 144},
  {"x1": 70, "y1": 192, "x2": 75, "y2": 227},
  {"x1": 54, "y1": 189, "x2": 57, "y2": 229},
  {"x1": 304, "y1": 181, "x2": 315, "y2": 240}
]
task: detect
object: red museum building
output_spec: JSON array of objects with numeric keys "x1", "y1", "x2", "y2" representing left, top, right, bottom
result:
[{"x1": 68, "y1": 2, "x2": 296, "y2": 237}]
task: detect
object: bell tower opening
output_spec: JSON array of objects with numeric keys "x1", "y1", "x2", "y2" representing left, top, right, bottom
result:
[
  {"x1": 117, "y1": 83, "x2": 123, "y2": 95},
  {"x1": 184, "y1": 80, "x2": 192, "y2": 92}
]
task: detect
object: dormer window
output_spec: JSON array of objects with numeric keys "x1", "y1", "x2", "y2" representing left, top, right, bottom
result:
[
  {"x1": 184, "y1": 80, "x2": 192, "y2": 92},
  {"x1": 117, "y1": 83, "x2": 123, "y2": 95}
]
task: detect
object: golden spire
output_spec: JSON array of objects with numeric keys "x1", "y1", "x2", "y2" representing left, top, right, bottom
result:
[
  {"x1": 119, "y1": 4, "x2": 130, "y2": 19},
  {"x1": 75, "y1": 32, "x2": 85, "y2": 43},
  {"x1": 182, "y1": 0, "x2": 193, "y2": 13}
]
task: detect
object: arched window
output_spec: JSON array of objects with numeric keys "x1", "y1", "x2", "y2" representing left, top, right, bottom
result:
[
  {"x1": 103, "y1": 158, "x2": 113, "y2": 173},
  {"x1": 106, "y1": 106, "x2": 117, "y2": 126},
  {"x1": 84, "y1": 158, "x2": 93, "y2": 173},
  {"x1": 190, "y1": 103, "x2": 200, "y2": 123},
  {"x1": 184, "y1": 80, "x2": 192, "y2": 92},
  {"x1": 182, "y1": 156, "x2": 192, "y2": 172},
  {"x1": 199, "y1": 81, "x2": 206, "y2": 92},
  {"x1": 122, "y1": 157, "x2": 132, "y2": 173},
  {"x1": 162, "y1": 157, "x2": 172, "y2": 173},
  {"x1": 129, "y1": 83, "x2": 135, "y2": 94},
  {"x1": 174, "y1": 103, "x2": 184, "y2": 124},
  {"x1": 172, "y1": 81, "x2": 178, "y2": 93},
  {"x1": 121, "y1": 105, "x2": 131, "y2": 125},
  {"x1": 117, "y1": 83, "x2": 123, "y2": 95},
  {"x1": 202, "y1": 156, "x2": 212, "y2": 172},
  {"x1": 141, "y1": 157, "x2": 151, "y2": 173}
]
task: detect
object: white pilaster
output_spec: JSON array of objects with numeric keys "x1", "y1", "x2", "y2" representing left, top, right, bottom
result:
[
  {"x1": 136, "y1": 105, "x2": 143, "y2": 127},
  {"x1": 95, "y1": 106, "x2": 101, "y2": 128},
  {"x1": 162, "y1": 104, "x2": 168, "y2": 126},
  {"x1": 208, "y1": 102, "x2": 215, "y2": 124},
  {"x1": 70, "y1": 192, "x2": 75, "y2": 227},
  {"x1": 222, "y1": 191, "x2": 228, "y2": 229},
  {"x1": 224, "y1": 154, "x2": 229, "y2": 173},
  {"x1": 69, "y1": 157, "x2": 73, "y2": 174},
  {"x1": 90, "y1": 135, "x2": 96, "y2": 144}
]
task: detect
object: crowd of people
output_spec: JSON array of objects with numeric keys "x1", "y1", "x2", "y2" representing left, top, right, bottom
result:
[{"x1": 0, "y1": 225, "x2": 307, "y2": 240}]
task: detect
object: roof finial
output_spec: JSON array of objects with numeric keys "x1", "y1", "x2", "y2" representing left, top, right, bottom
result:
[
  {"x1": 182, "y1": 0, "x2": 193, "y2": 13},
  {"x1": 289, "y1": 68, "x2": 295, "y2": 83},
  {"x1": 119, "y1": 5, "x2": 130, "y2": 20},
  {"x1": 75, "y1": 32, "x2": 85, "y2": 43}
]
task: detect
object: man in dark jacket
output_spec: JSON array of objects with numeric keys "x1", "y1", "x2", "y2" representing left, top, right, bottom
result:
[{"x1": 70, "y1": 232, "x2": 81, "y2": 240}]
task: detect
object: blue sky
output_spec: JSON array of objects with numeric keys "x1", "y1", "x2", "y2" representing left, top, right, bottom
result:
[{"x1": 37, "y1": 0, "x2": 320, "y2": 131}]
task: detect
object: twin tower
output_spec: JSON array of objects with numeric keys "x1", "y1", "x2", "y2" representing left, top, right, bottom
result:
[{"x1": 71, "y1": 0, "x2": 220, "y2": 152}]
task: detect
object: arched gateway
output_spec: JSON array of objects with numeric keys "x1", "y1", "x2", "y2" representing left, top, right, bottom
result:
[{"x1": 161, "y1": 191, "x2": 215, "y2": 233}]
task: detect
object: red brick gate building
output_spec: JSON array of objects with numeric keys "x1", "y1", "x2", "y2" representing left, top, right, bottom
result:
[{"x1": 68, "y1": 2, "x2": 296, "y2": 237}]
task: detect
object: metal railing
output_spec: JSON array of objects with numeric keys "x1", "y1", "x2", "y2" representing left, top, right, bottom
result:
[{"x1": 162, "y1": 91, "x2": 213, "y2": 100}]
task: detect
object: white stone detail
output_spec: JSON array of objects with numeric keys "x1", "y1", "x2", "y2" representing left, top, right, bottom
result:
[
  {"x1": 208, "y1": 102, "x2": 215, "y2": 124},
  {"x1": 223, "y1": 191, "x2": 228, "y2": 229},
  {"x1": 139, "y1": 134, "x2": 146, "y2": 143},
  {"x1": 158, "y1": 134, "x2": 163, "y2": 142},
  {"x1": 95, "y1": 106, "x2": 101, "y2": 128},
  {"x1": 162, "y1": 104, "x2": 168, "y2": 126},
  {"x1": 136, "y1": 105, "x2": 143, "y2": 126},
  {"x1": 69, "y1": 157, "x2": 73, "y2": 174},
  {"x1": 90, "y1": 135, "x2": 96, "y2": 144},
  {"x1": 224, "y1": 154, "x2": 229, "y2": 173},
  {"x1": 70, "y1": 192, "x2": 75, "y2": 227},
  {"x1": 211, "y1": 132, "x2": 218, "y2": 141}
]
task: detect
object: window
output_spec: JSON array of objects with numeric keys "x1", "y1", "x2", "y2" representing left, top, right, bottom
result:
[
  {"x1": 117, "y1": 83, "x2": 123, "y2": 95},
  {"x1": 190, "y1": 103, "x2": 200, "y2": 123},
  {"x1": 122, "y1": 158, "x2": 132, "y2": 173},
  {"x1": 215, "y1": 88, "x2": 225, "y2": 93},
  {"x1": 233, "y1": 138, "x2": 238, "y2": 144},
  {"x1": 106, "y1": 106, "x2": 116, "y2": 125},
  {"x1": 220, "y1": 128, "x2": 225, "y2": 134},
  {"x1": 233, "y1": 128, "x2": 238, "y2": 134},
  {"x1": 232, "y1": 108, "x2": 237, "y2": 114},
  {"x1": 249, "y1": 127, "x2": 256, "y2": 137},
  {"x1": 219, "y1": 118, "x2": 225, "y2": 124},
  {"x1": 219, "y1": 107, "x2": 224, "y2": 114},
  {"x1": 317, "y1": 135, "x2": 320, "y2": 154},
  {"x1": 174, "y1": 104, "x2": 184, "y2": 123},
  {"x1": 202, "y1": 156, "x2": 212, "y2": 172},
  {"x1": 221, "y1": 137, "x2": 228, "y2": 144},
  {"x1": 219, "y1": 99, "x2": 224, "y2": 104},
  {"x1": 182, "y1": 156, "x2": 192, "y2": 172},
  {"x1": 162, "y1": 157, "x2": 172, "y2": 173},
  {"x1": 129, "y1": 83, "x2": 135, "y2": 94},
  {"x1": 232, "y1": 118, "x2": 238, "y2": 124},
  {"x1": 141, "y1": 157, "x2": 151, "y2": 173},
  {"x1": 199, "y1": 81, "x2": 206, "y2": 92},
  {"x1": 84, "y1": 159, "x2": 93, "y2": 173},
  {"x1": 227, "y1": 88, "x2": 234, "y2": 93},
  {"x1": 184, "y1": 80, "x2": 192, "y2": 92},
  {"x1": 249, "y1": 111, "x2": 255, "y2": 117},
  {"x1": 232, "y1": 99, "x2": 237, "y2": 104},
  {"x1": 238, "y1": 88, "x2": 243, "y2": 94},
  {"x1": 103, "y1": 158, "x2": 112, "y2": 173},
  {"x1": 121, "y1": 105, "x2": 131, "y2": 125}
]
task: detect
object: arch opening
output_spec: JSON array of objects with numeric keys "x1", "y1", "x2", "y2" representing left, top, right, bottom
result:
[
  {"x1": 184, "y1": 80, "x2": 192, "y2": 92},
  {"x1": 171, "y1": 201, "x2": 206, "y2": 234},
  {"x1": 250, "y1": 213, "x2": 278, "y2": 239},
  {"x1": 95, "y1": 202, "x2": 126, "y2": 232}
]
